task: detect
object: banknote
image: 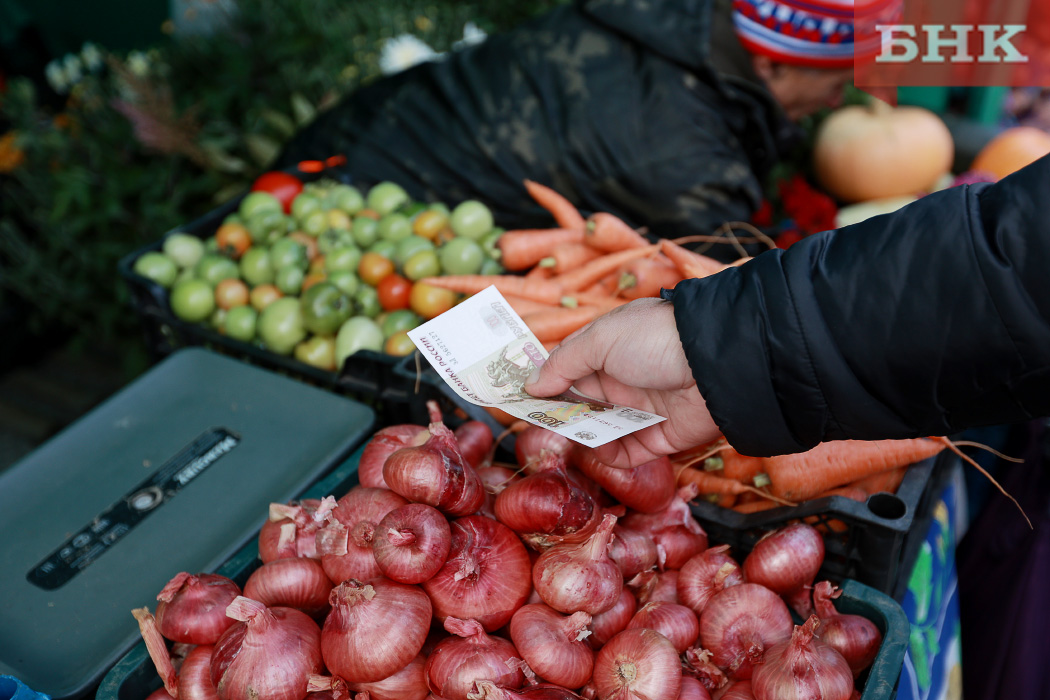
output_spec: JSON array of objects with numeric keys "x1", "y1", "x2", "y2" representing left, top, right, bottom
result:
[{"x1": 406, "y1": 286, "x2": 666, "y2": 447}]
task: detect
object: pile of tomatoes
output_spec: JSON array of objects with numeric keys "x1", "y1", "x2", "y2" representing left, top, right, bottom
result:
[{"x1": 131, "y1": 171, "x2": 503, "y2": 372}]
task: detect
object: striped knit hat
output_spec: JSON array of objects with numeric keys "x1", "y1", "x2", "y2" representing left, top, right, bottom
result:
[{"x1": 732, "y1": 0, "x2": 887, "y2": 68}]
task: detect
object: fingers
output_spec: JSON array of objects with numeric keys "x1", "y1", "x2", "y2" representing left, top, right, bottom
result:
[{"x1": 524, "y1": 327, "x2": 605, "y2": 398}]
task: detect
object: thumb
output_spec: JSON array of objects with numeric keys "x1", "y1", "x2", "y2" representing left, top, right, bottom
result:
[{"x1": 524, "y1": 337, "x2": 601, "y2": 397}]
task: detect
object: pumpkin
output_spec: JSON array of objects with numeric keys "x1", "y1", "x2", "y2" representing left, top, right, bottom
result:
[
  {"x1": 813, "y1": 99, "x2": 954, "y2": 203},
  {"x1": 970, "y1": 126, "x2": 1050, "y2": 179}
]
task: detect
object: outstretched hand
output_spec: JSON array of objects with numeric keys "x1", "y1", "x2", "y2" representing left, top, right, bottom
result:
[{"x1": 524, "y1": 298, "x2": 720, "y2": 468}]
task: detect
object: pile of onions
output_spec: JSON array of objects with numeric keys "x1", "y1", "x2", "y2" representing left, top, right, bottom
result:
[
  {"x1": 359, "y1": 423, "x2": 429, "y2": 489},
  {"x1": 751, "y1": 617, "x2": 853, "y2": 700},
  {"x1": 573, "y1": 448, "x2": 676, "y2": 514},
  {"x1": 131, "y1": 404, "x2": 882, "y2": 700}
]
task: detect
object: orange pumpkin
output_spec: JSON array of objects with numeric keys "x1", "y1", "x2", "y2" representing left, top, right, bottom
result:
[
  {"x1": 813, "y1": 100, "x2": 954, "y2": 203},
  {"x1": 970, "y1": 126, "x2": 1050, "y2": 180}
]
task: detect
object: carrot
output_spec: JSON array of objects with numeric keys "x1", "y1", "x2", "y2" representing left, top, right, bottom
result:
[
  {"x1": 849, "y1": 466, "x2": 908, "y2": 495},
  {"x1": 553, "y1": 244, "x2": 659, "y2": 292},
  {"x1": 562, "y1": 291, "x2": 630, "y2": 313},
  {"x1": 525, "y1": 264, "x2": 555, "y2": 280},
  {"x1": 497, "y1": 228, "x2": 587, "y2": 271},
  {"x1": 420, "y1": 274, "x2": 565, "y2": 305},
  {"x1": 521, "y1": 305, "x2": 606, "y2": 342},
  {"x1": 617, "y1": 254, "x2": 685, "y2": 300},
  {"x1": 676, "y1": 465, "x2": 796, "y2": 506},
  {"x1": 732, "y1": 499, "x2": 782, "y2": 514},
  {"x1": 539, "y1": 242, "x2": 605, "y2": 275},
  {"x1": 659, "y1": 238, "x2": 732, "y2": 279},
  {"x1": 585, "y1": 212, "x2": 651, "y2": 252},
  {"x1": 524, "y1": 179, "x2": 586, "y2": 230},
  {"x1": 581, "y1": 274, "x2": 621, "y2": 297},
  {"x1": 500, "y1": 293, "x2": 560, "y2": 318},
  {"x1": 673, "y1": 438, "x2": 765, "y2": 485}
]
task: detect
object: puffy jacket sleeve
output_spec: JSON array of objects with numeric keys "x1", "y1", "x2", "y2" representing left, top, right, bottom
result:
[{"x1": 668, "y1": 154, "x2": 1050, "y2": 456}]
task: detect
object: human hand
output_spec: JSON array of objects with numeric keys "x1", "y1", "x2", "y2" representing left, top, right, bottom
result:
[{"x1": 524, "y1": 297, "x2": 720, "y2": 468}]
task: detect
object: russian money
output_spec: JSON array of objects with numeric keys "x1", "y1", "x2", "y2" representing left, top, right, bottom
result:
[{"x1": 407, "y1": 286, "x2": 665, "y2": 447}]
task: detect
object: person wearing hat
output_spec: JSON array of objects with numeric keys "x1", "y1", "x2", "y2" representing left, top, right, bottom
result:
[{"x1": 276, "y1": 0, "x2": 857, "y2": 254}]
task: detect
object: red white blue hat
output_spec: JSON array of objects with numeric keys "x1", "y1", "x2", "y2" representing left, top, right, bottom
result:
[{"x1": 732, "y1": 0, "x2": 858, "y2": 68}]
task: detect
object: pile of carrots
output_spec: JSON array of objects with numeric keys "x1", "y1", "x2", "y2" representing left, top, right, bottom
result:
[{"x1": 421, "y1": 180, "x2": 746, "y2": 350}]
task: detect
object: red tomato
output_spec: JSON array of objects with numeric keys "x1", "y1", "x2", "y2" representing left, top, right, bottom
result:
[
  {"x1": 250, "y1": 171, "x2": 303, "y2": 214},
  {"x1": 376, "y1": 274, "x2": 412, "y2": 311}
]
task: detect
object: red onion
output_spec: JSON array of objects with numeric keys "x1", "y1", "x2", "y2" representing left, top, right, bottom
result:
[
  {"x1": 681, "y1": 647, "x2": 727, "y2": 693},
  {"x1": 699, "y1": 584, "x2": 793, "y2": 680},
  {"x1": 677, "y1": 546, "x2": 744, "y2": 615},
  {"x1": 359, "y1": 424, "x2": 429, "y2": 489},
  {"x1": 210, "y1": 597, "x2": 323, "y2": 700},
  {"x1": 321, "y1": 578, "x2": 432, "y2": 683},
  {"x1": 179, "y1": 645, "x2": 220, "y2": 700},
  {"x1": 742, "y1": 524, "x2": 824, "y2": 619},
  {"x1": 478, "y1": 465, "x2": 520, "y2": 519},
  {"x1": 455, "y1": 420, "x2": 495, "y2": 469},
  {"x1": 515, "y1": 425, "x2": 573, "y2": 466},
  {"x1": 372, "y1": 503, "x2": 452, "y2": 584},
  {"x1": 154, "y1": 572, "x2": 241, "y2": 645},
  {"x1": 751, "y1": 616, "x2": 853, "y2": 700},
  {"x1": 622, "y1": 485, "x2": 708, "y2": 570},
  {"x1": 349, "y1": 654, "x2": 430, "y2": 700},
  {"x1": 425, "y1": 617, "x2": 526, "y2": 700},
  {"x1": 422, "y1": 515, "x2": 532, "y2": 631},
  {"x1": 627, "y1": 601, "x2": 700, "y2": 653},
  {"x1": 132, "y1": 608, "x2": 177, "y2": 697},
  {"x1": 607, "y1": 525, "x2": 658, "y2": 578},
  {"x1": 468, "y1": 681, "x2": 586, "y2": 700},
  {"x1": 628, "y1": 570, "x2": 680, "y2": 606},
  {"x1": 243, "y1": 557, "x2": 333, "y2": 617},
  {"x1": 592, "y1": 628, "x2": 681, "y2": 700},
  {"x1": 316, "y1": 487, "x2": 408, "y2": 584},
  {"x1": 587, "y1": 588, "x2": 637, "y2": 650},
  {"x1": 720, "y1": 681, "x2": 756, "y2": 700},
  {"x1": 259, "y1": 497, "x2": 336, "y2": 562},
  {"x1": 510, "y1": 603, "x2": 595, "y2": 689},
  {"x1": 384, "y1": 415, "x2": 486, "y2": 517},
  {"x1": 146, "y1": 689, "x2": 175, "y2": 700},
  {"x1": 495, "y1": 450, "x2": 600, "y2": 550},
  {"x1": 677, "y1": 676, "x2": 712, "y2": 700},
  {"x1": 812, "y1": 581, "x2": 882, "y2": 677},
  {"x1": 532, "y1": 513, "x2": 622, "y2": 615},
  {"x1": 573, "y1": 449, "x2": 676, "y2": 514}
]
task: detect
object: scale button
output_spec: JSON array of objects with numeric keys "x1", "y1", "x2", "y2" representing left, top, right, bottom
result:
[{"x1": 128, "y1": 487, "x2": 163, "y2": 511}]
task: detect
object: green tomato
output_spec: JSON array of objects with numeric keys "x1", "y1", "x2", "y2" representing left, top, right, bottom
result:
[
  {"x1": 449, "y1": 200, "x2": 494, "y2": 240},
  {"x1": 205, "y1": 237, "x2": 220, "y2": 254},
  {"x1": 318, "y1": 228, "x2": 354, "y2": 256},
  {"x1": 133, "y1": 252, "x2": 179, "y2": 288},
  {"x1": 335, "y1": 315, "x2": 385, "y2": 366},
  {"x1": 401, "y1": 201, "x2": 427, "y2": 219},
  {"x1": 480, "y1": 229, "x2": 504, "y2": 260},
  {"x1": 246, "y1": 208, "x2": 287, "y2": 245},
  {"x1": 479, "y1": 257, "x2": 505, "y2": 275},
  {"x1": 257, "y1": 297, "x2": 307, "y2": 355},
  {"x1": 366, "y1": 181, "x2": 410, "y2": 216},
  {"x1": 438, "y1": 237, "x2": 485, "y2": 275},
  {"x1": 300, "y1": 209, "x2": 329, "y2": 237},
  {"x1": 300, "y1": 281, "x2": 354, "y2": 336},
  {"x1": 394, "y1": 235, "x2": 434, "y2": 267},
  {"x1": 381, "y1": 309, "x2": 422, "y2": 338},
  {"x1": 325, "y1": 245, "x2": 363, "y2": 274},
  {"x1": 354, "y1": 285, "x2": 381, "y2": 318},
  {"x1": 175, "y1": 266, "x2": 198, "y2": 285},
  {"x1": 351, "y1": 216, "x2": 380, "y2": 248},
  {"x1": 162, "y1": 232, "x2": 205, "y2": 269},
  {"x1": 209, "y1": 307, "x2": 228, "y2": 332},
  {"x1": 327, "y1": 269, "x2": 361, "y2": 298},
  {"x1": 222, "y1": 213, "x2": 244, "y2": 227},
  {"x1": 239, "y1": 247, "x2": 274, "y2": 286},
  {"x1": 224, "y1": 305, "x2": 258, "y2": 342},
  {"x1": 170, "y1": 279, "x2": 216, "y2": 323},
  {"x1": 270, "y1": 238, "x2": 309, "y2": 270},
  {"x1": 275, "y1": 265, "x2": 305, "y2": 295},
  {"x1": 367, "y1": 239, "x2": 398, "y2": 261},
  {"x1": 428, "y1": 201, "x2": 451, "y2": 216},
  {"x1": 403, "y1": 249, "x2": 441, "y2": 281},
  {"x1": 326, "y1": 184, "x2": 365, "y2": 214},
  {"x1": 377, "y1": 213, "x2": 413, "y2": 243},
  {"x1": 291, "y1": 192, "x2": 323, "y2": 222},
  {"x1": 239, "y1": 191, "x2": 283, "y2": 219},
  {"x1": 195, "y1": 254, "x2": 240, "y2": 287}
]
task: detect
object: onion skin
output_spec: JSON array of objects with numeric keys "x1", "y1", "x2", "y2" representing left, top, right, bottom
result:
[
  {"x1": 423, "y1": 514, "x2": 532, "y2": 631},
  {"x1": 243, "y1": 558, "x2": 333, "y2": 618},
  {"x1": 509, "y1": 603, "x2": 595, "y2": 689},
  {"x1": 425, "y1": 617, "x2": 525, "y2": 700},
  {"x1": 592, "y1": 628, "x2": 682, "y2": 700},
  {"x1": 677, "y1": 676, "x2": 712, "y2": 700},
  {"x1": 349, "y1": 654, "x2": 430, "y2": 700},
  {"x1": 321, "y1": 578, "x2": 432, "y2": 683},
  {"x1": 468, "y1": 680, "x2": 586, "y2": 700},
  {"x1": 621, "y1": 485, "x2": 708, "y2": 570},
  {"x1": 720, "y1": 681, "x2": 756, "y2": 700},
  {"x1": 210, "y1": 597, "x2": 323, "y2": 700},
  {"x1": 455, "y1": 420, "x2": 495, "y2": 469},
  {"x1": 628, "y1": 570, "x2": 681, "y2": 606},
  {"x1": 515, "y1": 425, "x2": 573, "y2": 466},
  {"x1": 359, "y1": 424, "x2": 428, "y2": 489},
  {"x1": 607, "y1": 525, "x2": 659, "y2": 578},
  {"x1": 751, "y1": 616, "x2": 853, "y2": 700},
  {"x1": 154, "y1": 572, "x2": 241, "y2": 645},
  {"x1": 627, "y1": 601, "x2": 700, "y2": 653},
  {"x1": 179, "y1": 645, "x2": 220, "y2": 700},
  {"x1": 812, "y1": 581, "x2": 882, "y2": 678},
  {"x1": 317, "y1": 487, "x2": 408, "y2": 584},
  {"x1": 682, "y1": 647, "x2": 728, "y2": 693},
  {"x1": 677, "y1": 545, "x2": 744, "y2": 615},
  {"x1": 495, "y1": 450, "x2": 600, "y2": 550},
  {"x1": 587, "y1": 587, "x2": 637, "y2": 650},
  {"x1": 259, "y1": 497, "x2": 335, "y2": 562},
  {"x1": 573, "y1": 449, "x2": 676, "y2": 514},
  {"x1": 372, "y1": 503, "x2": 452, "y2": 584},
  {"x1": 742, "y1": 523, "x2": 824, "y2": 618},
  {"x1": 699, "y1": 584, "x2": 793, "y2": 680},
  {"x1": 533, "y1": 513, "x2": 623, "y2": 615},
  {"x1": 384, "y1": 419, "x2": 486, "y2": 517}
]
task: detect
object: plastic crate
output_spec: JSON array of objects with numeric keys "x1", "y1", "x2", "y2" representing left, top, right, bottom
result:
[{"x1": 117, "y1": 169, "x2": 418, "y2": 425}]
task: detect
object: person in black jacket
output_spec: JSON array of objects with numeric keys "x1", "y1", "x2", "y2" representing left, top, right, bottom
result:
[
  {"x1": 524, "y1": 153, "x2": 1050, "y2": 468},
  {"x1": 276, "y1": 0, "x2": 856, "y2": 252}
]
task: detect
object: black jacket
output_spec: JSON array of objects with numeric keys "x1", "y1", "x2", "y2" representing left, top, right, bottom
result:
[
  {"x1": 276, "y1": 0, "x2": 795, "y2": 246},
  {"x1": 669, "y1": 153, "x2": 1050, "y2": 456}
]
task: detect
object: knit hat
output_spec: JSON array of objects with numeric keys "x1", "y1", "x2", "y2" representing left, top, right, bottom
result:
[{"x1": 732, "y1": 0, "x2": 878, "y2": 69}]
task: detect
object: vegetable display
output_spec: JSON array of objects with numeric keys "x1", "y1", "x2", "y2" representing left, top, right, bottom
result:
[{"x1": 131, "y1": 402, "x2": 897, "y2": 700}]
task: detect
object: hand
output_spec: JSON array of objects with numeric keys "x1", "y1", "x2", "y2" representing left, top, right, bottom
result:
[{"x1": 524, "y1": 297, "x2": 720, "y2": 467}]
